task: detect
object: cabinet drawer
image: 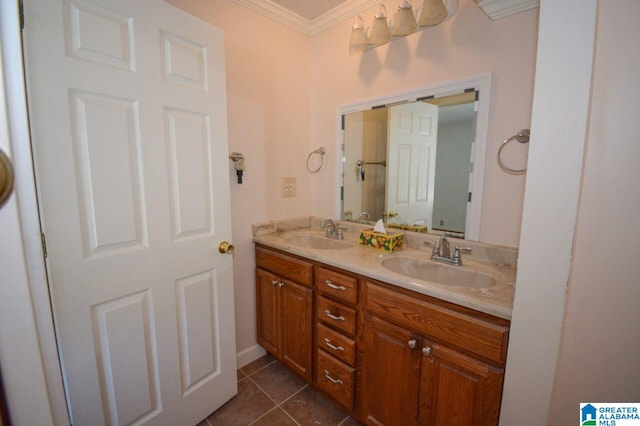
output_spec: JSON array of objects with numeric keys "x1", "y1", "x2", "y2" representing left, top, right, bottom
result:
[
  {"x1": 256, "y1": 246, "x2": 313, "y2": 287},
  {"x1": 316, "y1": 267, "x2": 358, "y2": 304},
  {"x1": 316, "y1": 323, "x2": 356, "y2": 366},
  {"x1": 316, "y1": 296, "x2": 357, "y2": 336},
  {"x1": 365, "y1": 281, "x2": 509, "y2": 365},
  {"x1": 317, "y1": 349, "x2": 354, "y2": 410}
]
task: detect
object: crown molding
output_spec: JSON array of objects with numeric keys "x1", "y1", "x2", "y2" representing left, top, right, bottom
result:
[
  {"x1": 230, "y1": 0, "x2": 312, "y2": 34},
  {"x1": 229, "y1": 0, "x2": 380, "y2": 36},
  {"x1": 310, "y1": 0, "x2": 380, "y2": 36},
  {"x1": 231, "y1": 0, "x2": 539, "y2": 35},
  {"x1": 475, "y1": 0, "x2": 539, "y2": 20}
]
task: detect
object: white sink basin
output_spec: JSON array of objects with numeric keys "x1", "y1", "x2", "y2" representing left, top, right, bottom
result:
[
  {"x1": 381, "y1": 256, "x2": 496, "y2": 288},
  {"x1": 284, "y1": 235, "x2": 354, "y2": 250}
]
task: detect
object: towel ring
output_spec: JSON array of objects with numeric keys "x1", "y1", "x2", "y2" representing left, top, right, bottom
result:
[
  {"x1": 498, "y1": 129, "x2": 530, "y2": 174},
  {"x1": 307, "y1": 147, "x2": 325, "y2": 173}
]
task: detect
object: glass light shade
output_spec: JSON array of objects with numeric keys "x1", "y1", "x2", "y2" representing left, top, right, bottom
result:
[
  {"x1": 368, "y1": 5, "x2": 390, "y2": 46},
  {"x1": 369, "y1": 17, "x2": 390, "y2": 46},
  {"x1": 390, "y1": 1, "x2": 417, "y2": 37},
  {"x1": 418, "y1": 0, "x2": 447, "y2": 26},
  {"x1": 349, "y1": 16, "x2": 368, "y2": 53}
]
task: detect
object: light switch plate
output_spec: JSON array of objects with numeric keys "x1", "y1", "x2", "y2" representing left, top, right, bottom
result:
[{"x1": 282, "y1": 177, "x2": 296, "y2": 197}]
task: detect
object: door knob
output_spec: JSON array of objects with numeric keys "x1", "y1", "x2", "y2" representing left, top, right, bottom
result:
[
  {"x1": 218, "y1": 241, "x2": 235, "y2": 254},
  {"x1": 0, "y1": 148, "x2": 14, "y2": 209}
]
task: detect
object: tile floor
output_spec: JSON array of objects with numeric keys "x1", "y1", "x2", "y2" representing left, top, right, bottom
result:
[{"x1": 197, "y1": 354, "x2": 361, "y2": 426}]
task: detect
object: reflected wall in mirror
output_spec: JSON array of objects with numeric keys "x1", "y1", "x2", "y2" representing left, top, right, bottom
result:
[{"x1": 339, "y1": 74, "x2": 492, "y2": 241}]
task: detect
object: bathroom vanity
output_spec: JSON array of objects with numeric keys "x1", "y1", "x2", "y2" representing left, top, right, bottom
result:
[{"x1": 254, "y1": 217, "x2": 516, "y2": 425}]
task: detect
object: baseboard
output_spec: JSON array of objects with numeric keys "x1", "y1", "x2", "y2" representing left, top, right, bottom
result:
[{"x1": 236, "y1": 344, "x2": 266, "y2": 369}]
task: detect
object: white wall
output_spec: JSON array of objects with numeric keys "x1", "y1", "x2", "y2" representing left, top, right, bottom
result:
[
  {"x1": 310, "y1": 0, "x2": 538, "y2": 247},
  {"x1": 548, "y1": 0, "x2": 640, "y2": 422}
]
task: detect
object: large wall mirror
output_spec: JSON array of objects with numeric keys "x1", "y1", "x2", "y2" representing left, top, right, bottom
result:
[{"x1": 338, "y1": 73, "x2": 492, "y2": 241}]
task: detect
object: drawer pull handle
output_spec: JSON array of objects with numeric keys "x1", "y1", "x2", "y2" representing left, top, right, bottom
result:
[
  {"x1": 324, "y1": 310, "x2": 345, "y2": 321},
  {"x1": 325, "y1": 279, "x2": 346, "y2": 291},
  {"x1": 324, "y1": 338, "x2": 345, "y2": 352},
  {"x1": 324, "y1": 370, "x2": 344, "y2": 385}
]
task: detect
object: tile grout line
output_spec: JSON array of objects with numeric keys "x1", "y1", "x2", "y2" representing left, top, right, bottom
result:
[
  {"x1": 240, "y1": 358, "x2": 277, "y2": 378},
  {"x1": 245, "y1": 374, "x2": 307, "y2": 426}
]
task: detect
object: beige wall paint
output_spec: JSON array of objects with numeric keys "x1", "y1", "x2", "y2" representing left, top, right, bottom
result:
[
  {"x1": 548, "y1": 0, "x2": 640, "y2": 422},
  {"x1": 166, "y1": 0, "x2": 312, "y2": 359},
  {"x1": 310, "y1": 0, "x2": 539, "y2": 246}
]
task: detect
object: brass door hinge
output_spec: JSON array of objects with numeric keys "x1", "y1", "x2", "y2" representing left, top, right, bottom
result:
[{"x1": 41, "y1": 232, "x2": 48, "y2": 258}]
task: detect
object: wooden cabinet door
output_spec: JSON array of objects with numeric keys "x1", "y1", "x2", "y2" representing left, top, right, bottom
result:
[
  {"x1": 419, "y1": 343, "x2": 504, "y2": 426},
  {"x1": 281, "y1": 279, "x2": 313, "y2": 381},
  {"x1": 362, "y1": 316, "x2": 421, "y2": 426},
  {"x1": 256, "y1": 269, "x2": 281, "y2": 357}
]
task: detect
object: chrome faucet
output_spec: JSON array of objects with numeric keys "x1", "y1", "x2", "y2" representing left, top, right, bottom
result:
[
  {"x1": 321, "y1": 218, "x2": 345, "y2": 240},
  {"x1": 424, "y1": 235, "x2": 472, "y2": 266}
]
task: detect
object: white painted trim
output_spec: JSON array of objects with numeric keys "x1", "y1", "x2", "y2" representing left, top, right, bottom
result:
[
  {"x1": 499, "y1": 0, "x2": 597, "y2": 424},
  {"x1": 335, "y1": 72, "x2": 492, "y2": 241},
  {"x1": 230, "y1": 0, "x2": 312, "y2": 34},
  {"x1": 236, "y1": 344, "x2": 266, "y2": 369},
  {"x1": 231, "y1": 0, "x2": 538, "y2": 35},
  {"x1": 230, "y1": 0, "x2": 380, "y2": 36},
  {"x1": 475, "y1": 0, "x2": 539, "y2": 20}
]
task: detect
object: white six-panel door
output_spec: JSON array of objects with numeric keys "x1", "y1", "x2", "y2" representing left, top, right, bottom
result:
[
  {"x1": 23, "y1": 0, "x2": 237, "y2": 424},
  {"x1": 386, "y1": 102, "x2": 439, "y2": 228}
]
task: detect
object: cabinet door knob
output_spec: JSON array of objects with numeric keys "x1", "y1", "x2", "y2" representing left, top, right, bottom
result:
[
  {"x1": 422, "y1": 346, "x2": 432, "y2": 356},
  {"x1": 277, "y1": 281, "x2": 285, "y2": 288},
  {"x1": 0, "y1": 148, "x2": 14, "y2": 210},
  {"x1": 270, "y1": 280, "x2": 279, "y2": 286},
  {"x1": 408, "y1": 339, "x2": 417, "y2": 349}
]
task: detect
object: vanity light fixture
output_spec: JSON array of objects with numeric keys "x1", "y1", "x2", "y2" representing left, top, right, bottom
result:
[
  {"x1": 390, "y1": 1, "x2": 417, "y2": 37},
  {"x1": 418, "y1": 0, "x2": 447, "y2": 26},
  {"x1": 350, "y1": 0, "x2": 458, "y2": 53},
  {"x1": 368, "y1": 5, "x2": 390, "y2": 46},
  {"x1": 349, "y1": 15, "x2": 368, "y2": 53}
]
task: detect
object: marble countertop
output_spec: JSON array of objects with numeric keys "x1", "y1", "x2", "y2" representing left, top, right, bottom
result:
[{"x1": 253, "y1": 217, "x2": 517, "y2": 320}]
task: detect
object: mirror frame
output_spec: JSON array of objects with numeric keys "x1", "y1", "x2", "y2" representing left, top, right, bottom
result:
[{"x1": 334, "y1": 72, "x2": 492, "y2": 240}]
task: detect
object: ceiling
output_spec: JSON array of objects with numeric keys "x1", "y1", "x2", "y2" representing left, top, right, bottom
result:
[
  {"x1": 230, "y1": 0, "x2": 381, "y2": 35},
  {"x1": 268, "y1": 0, "x2": 350, "y2": 20}
]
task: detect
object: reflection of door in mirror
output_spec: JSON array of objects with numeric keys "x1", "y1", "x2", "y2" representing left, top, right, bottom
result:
[
  {"x1": 340, "y1": 73, "x2": 491, "y2": 240},
  {"x1": 386, "y1": 102, "x2": 439, "y2": 228}
]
